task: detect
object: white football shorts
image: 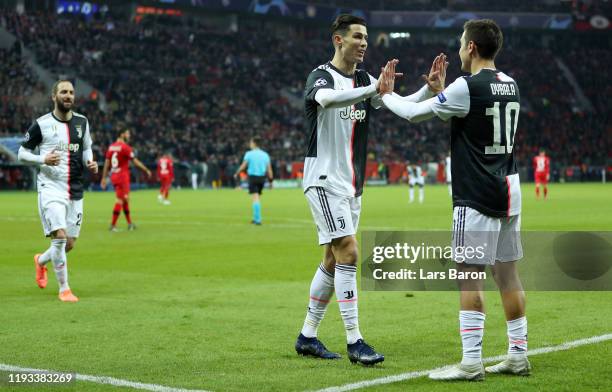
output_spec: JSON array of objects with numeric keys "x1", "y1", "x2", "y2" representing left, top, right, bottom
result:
[
  {"x1": 38, "y1": 191, "x2": 83, "y2": 238},
  {"x1": 305, "y1": 186, "x2": 361, "y2": 245},
  {"x1": 452, "y1": 206, "x2": 522, "y2": 265},
  {"x1": 409, "y1": 178, "x2": 425, "y2": 187}
]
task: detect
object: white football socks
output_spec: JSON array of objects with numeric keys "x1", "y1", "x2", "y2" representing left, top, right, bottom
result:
[
  {"x1": 335, "y1": 264, "x2": 363, "y2": 344},
  {"x1": 50, "y1": 238, "x2": 69, "y2": 293},
  {"x1": 460, "y1": 310, "x2": 485, "y2": 366},
  {"x1": 507, "y1": 316, "x2": 528, "y2": 358},
  {"x1": 301, "y1": 263, "x2": 335, "y2": 338},
  {"x1": 38, "y1": 238, "x2": 65, "y2": 266}
]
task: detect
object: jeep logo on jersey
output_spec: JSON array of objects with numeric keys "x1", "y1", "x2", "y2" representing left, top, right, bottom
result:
[
  {"x1": 339, "y1": 106, "x2": 366, "y2": 122},
  {"x1": 57, "y1": 141, "x2": 80, "y2": 152}
]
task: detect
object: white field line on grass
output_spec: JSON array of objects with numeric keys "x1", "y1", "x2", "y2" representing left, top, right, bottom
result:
[
  {"x1": 0, "y1": 215, "x2": 408, "y2": 231},
  {"x1": 0, "y1": 363, "x2": 210, "y2": 392},
  {"x1": 2, "y1": 334, "x2": 610, "y2": 392},
  {"x1": 312, "y1": 333, "x2": 612, "y2": 392}
]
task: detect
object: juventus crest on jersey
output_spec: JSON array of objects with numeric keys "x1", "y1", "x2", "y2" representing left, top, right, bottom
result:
[
  {"x1": 22, "y1": 112, "x2": 92, "y2": 200},
  {"x1": 303, "y1": 62, "x2": 382, "y2": 197}
]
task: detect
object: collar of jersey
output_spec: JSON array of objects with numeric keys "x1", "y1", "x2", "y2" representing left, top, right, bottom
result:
[
  {"x1": 473, "y1": 67, "x2": 498, "y2": 76},
  {"x1": 327, "y1": 62, "x2": 356, "y2": 79},
  {"x1": 51, "y1": 112, "x2": 71, "y2": 123}
]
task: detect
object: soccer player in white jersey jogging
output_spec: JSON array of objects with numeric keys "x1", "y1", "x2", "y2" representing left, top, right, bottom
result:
[
  {"x1": 18, "y1": 80, "x2": 98, "y2": 303},
  {"x1": 379, "y1": 19, "x2": 530, "y2": 380},
  {"x1": 295, "y1": 14, "x2": 448, "y2": 365}
]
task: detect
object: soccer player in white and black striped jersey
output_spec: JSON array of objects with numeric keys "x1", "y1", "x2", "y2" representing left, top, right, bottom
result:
[
  {"x1": 379, "y1": 19, "x2": 530, "y2": 380},
  {"x1": 18, "y1": 80, "x2": 98, "y2": 302},
  {"x1": 407, "y1": 162, "x2": 425, "y2": 203},
  {"x1": 295, "y1": 14, "x2": 448, "y2": 365}
]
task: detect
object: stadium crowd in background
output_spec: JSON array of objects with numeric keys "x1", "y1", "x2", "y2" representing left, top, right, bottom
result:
[{"x1": 1, "y1": 9, "x2": 609, "y2": 185}]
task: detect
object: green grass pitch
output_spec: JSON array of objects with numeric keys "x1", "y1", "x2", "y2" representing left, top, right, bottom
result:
[{"x1": 1, "y1": 183, "x2": 611, "y2": 391}]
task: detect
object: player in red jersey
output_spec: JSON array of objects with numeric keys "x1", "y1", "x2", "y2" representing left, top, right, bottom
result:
[
  {"x1": 100, "y1": 129, "x2": 151, "y2": 231},
  {"x1": 157, "y1": 153, "x2": 174, "y2": 205},
  {"x1": 533, "y1": 149, "x2": 550, "y2": 199}
]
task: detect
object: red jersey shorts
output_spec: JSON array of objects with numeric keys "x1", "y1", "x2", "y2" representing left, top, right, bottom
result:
[
  {"x1": 535, "y1": 172, "x2": 548, "y2": 184},
  {"x1": 112, "y1": 176, "x2": 131, "y2": 199}
]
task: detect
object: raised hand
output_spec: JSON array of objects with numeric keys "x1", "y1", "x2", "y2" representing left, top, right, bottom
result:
[
  {"x1": 422, "y1": 53, "x2": 449, "y2": 94},
  {"x1": 377, "y1": 59, "x2": 402, "y2": 95},
  {"x1": 377, "y1": 59, "x2": 400, "y2": 96}
]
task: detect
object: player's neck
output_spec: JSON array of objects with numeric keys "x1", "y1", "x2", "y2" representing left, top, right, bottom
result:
[
  {"x1": 470, "y1": 58, "x2": 496, "y2": 75},
  {"x1": 331, "y1": 53, "x2": 357, "y2": 76},
  {"x1": 53, "y1": 108, "x2": 72, "y2": 122}
]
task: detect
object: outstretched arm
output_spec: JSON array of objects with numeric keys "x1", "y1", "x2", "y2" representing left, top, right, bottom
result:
[
  {"x1": 387, "y1": 54, "x2": 449, "y2": 104},
  {"x1": 378, "y1": 60, "x2": 435, "y2": 122},
  {"x1": 133, "y1": 158, "x2": 152, "y2": 177},
  {"x1": 315, "y1": 85, "x2": 379, "y2": 109},
  {"x1": 382, "y1": 95, "x2": 437, "y2": 123},
  {"x1": 310, "y1": 61, "x2": 402, "y2": 109},
  {"x1": 379, "y1": 60, "x2": 469, "y2": 123}
]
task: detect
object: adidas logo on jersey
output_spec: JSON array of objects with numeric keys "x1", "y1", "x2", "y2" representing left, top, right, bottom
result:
[{"x1": 339, "y1": 106, "x2": 366, "y2": 122}]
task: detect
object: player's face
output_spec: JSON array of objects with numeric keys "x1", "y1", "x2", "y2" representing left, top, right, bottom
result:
[
  {"x1": 53, "y1": 82, "x2": 75, "y2": 113},
  {"x1": 459, "y1": 32, "x2": 471, "y2": 72},
  {"x1": 338, "y1": 24, "x2": 368, "y2": 64}
]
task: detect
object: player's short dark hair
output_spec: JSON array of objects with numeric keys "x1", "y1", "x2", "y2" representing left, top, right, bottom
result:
[
  {"x1": 331, "y1": 14, "x2": 366, "y2": 38},
  {"x1": 463, "y1": 19, "x2": 503, "y2": 60},
  {"x1": 251, "y1": 136, "x2": 261, "y2": 147},
  {"x1": 52, "y1": 79, "x2": 73, "y2": 96},
  {"x1": 117, "y1": 128, "x2": 130, "y2": 138}
]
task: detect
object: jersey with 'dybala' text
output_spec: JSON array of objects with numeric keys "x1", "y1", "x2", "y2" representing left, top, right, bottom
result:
[{"x1": 430, "y1": 69, "x2": 522, "y2": 217}]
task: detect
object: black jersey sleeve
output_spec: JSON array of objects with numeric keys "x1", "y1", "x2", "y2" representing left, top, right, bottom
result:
[
  {"x1": 21, "y1": 121, "x2": 43, "y2": 150},
  {"x1": 304, "y1": 68, "x2": 335, "y2": 104}
]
